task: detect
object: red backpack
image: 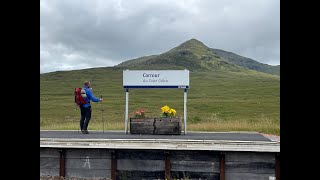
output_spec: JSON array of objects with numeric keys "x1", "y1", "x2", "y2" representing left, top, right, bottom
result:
[{"x1": 74, "y1": 88, "x2": 88, "y2": 106}]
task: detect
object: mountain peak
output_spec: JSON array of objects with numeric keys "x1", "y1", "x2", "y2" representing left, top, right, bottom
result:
[
  {"x1": 116, "y1": 38, "x2": 279, "y2": 75},
  {"x1": 184, "y1": 38, "x2": 204, "y2": 44},
  {"x1": 178, "y1": 38, "x2": 207, "y2": 48},
  {"x1": 169, "y1": 38, "x2": 210, "y2": 57}
]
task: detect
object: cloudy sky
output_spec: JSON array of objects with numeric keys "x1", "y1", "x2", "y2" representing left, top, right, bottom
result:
[{"x1": 40, "y1": 0, "x2": 280, "y2": 73}]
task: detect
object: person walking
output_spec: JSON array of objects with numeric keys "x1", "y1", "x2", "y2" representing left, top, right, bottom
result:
[{"x1": 79, "y1": 81, "x2": 103, "y2": 134}]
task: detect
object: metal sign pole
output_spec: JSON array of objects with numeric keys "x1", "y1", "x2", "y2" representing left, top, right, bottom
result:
[
  {"x1": 184, "y1": 88, "x2": 187, "y2": 135},
  {"x1": 125, "y1": 89, "x2": 129, "y2": 134}
]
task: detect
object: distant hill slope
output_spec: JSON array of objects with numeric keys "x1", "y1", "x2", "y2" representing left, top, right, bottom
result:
[
  {"x1": 210, "y1": 48, "x2": 280, "y2": 75},
  {"x1": 117, "y1": 39, "x2": 279, "y2": 76}
]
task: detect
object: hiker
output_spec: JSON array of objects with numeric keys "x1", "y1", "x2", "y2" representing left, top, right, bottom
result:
[{"x1": 79, "y1": 81, "x2": 103, "y2": 134}]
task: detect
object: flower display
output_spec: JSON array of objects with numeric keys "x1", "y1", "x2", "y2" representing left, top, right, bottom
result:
[
  {"x1": 161, "y1": 105, "x2": 176, "y2": 118},
  {"x1": 131, "y1": 109, "x2": 145, "y2": 118}
]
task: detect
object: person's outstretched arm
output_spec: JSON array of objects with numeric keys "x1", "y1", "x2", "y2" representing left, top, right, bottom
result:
[{"x1": 86, "y1": 89, "x2": 101, "y2": 102}]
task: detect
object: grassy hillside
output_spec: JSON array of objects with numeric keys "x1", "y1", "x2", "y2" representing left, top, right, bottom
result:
[
  {"x1": 40, "y1": 67, "x2": 280, "y2": 135},
  {"x1": 211, "y1": 48, "x2": 280, "y2": 75}
]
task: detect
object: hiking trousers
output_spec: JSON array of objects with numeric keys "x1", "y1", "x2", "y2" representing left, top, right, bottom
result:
[{"x1": 80, "y1": 105, "x2": 92, "y2": 131}]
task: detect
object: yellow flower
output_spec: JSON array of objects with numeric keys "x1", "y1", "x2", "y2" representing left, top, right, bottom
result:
[
  {"x1": 161, "y1": 106, "x2": 165, "y2": 113},
  {"x1": 161, "y1": 105, "x2": 177, "y2": 118},
  {"x1": 170, "y1": 108, "x2": 176, "y2": 117},
  {"x1": 161, "y1": 105, "x2": 170, "y2": 113}
]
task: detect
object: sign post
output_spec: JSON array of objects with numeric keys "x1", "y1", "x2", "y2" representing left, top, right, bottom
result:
[
  {"x1": 184, "y1": 88, "x2": 187, "y2": 134},
  {"x1": 123, "y1": 70, "x2": 190, "y2": 135},
  {"x1": 125, "y1": 88, "x2": 129, "y2": 134}
]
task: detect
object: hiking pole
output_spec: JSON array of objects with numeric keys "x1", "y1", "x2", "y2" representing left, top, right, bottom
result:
[{"x1": 100, "y1": 95, "x2": 104, "y2": 133}]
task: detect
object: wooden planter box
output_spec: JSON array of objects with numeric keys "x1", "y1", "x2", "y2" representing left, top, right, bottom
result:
[
  {"x1": 130, "y1": 118, "x2": 155, "y2": 134},
  {"x1": 130, "y1": 117, "x2": 182, "y2": 135},
  {"x1": 154, "y1": 117, "x2": 182, "y2": 135}
]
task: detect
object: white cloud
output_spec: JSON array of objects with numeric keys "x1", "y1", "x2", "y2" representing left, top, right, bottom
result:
[{"x1": 40, "y1": 0, "x2": 280, "y2": 73}]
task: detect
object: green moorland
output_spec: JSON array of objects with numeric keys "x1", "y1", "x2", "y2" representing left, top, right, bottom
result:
[{"x1": 40, "y1": 67, "x2": 279, "y2": 135}]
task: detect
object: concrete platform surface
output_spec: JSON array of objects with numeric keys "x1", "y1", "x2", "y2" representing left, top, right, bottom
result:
[
  {"x1": 40, "y1": 130, "x2": 273, "y2": 141},
  {"x1": 40, "y1": 130, "x2": 280, "y2": 152}
]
